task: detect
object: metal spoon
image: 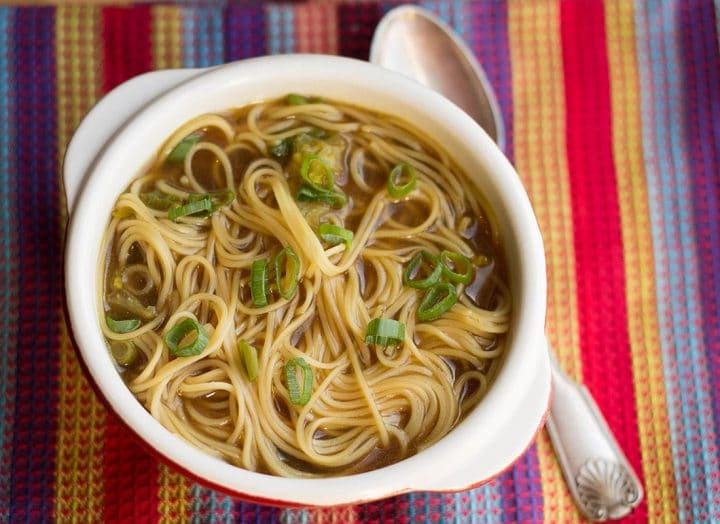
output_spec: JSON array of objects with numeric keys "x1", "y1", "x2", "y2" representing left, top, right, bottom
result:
[{"x1": 370, "y1": 6, "x2": 643, "y2": 521}]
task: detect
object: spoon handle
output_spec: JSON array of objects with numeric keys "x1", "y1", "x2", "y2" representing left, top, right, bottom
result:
[{"x1": 545, "y1": 347, "x2": 644, "y2": 521}]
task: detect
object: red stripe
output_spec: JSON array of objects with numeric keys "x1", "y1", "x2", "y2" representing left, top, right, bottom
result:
[
  {"x1": 101, "y1": 6, "x2": 153, "y2": 93},
  {"x1": 101, "y1": 6, "x2": 159, "y2": 522},
  {"x1": 559, "y1": 2, "x2": 647, "y2": 521}
]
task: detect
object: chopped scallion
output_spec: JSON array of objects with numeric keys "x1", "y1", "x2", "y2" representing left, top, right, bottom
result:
[
  {"x1": 106, "y1": 316, "x2": 141, "y2": 334},
  {"x1": 251, "y1": 258, "x2": 269, "y2": 307},
  {"x1": 167, "y1": 132, "x2": 202, "y2": 163},
  {"x1": 403, "y1": 251, "x2": 443, "y2": 289},
  {"x1": 417, "y1": 282, "x2": 458, "y2": 322},
  {"x1": 164, "y1": 318, "x2": 209, "y2": 357},
  {"x1": 300, "y1": 153, "x2": 335, "y2": 192},
  {"x1": 440, "y1": 250, "x2": 474, "y2": 285},
  {"x1": 296, "y1": 186, "x2": 348, "y2": 209},
  {"x1": 140, "y1": 190, "x2": 180, "y2": 211},
  {"x1": 285, "y1": 358, "x2": 313, "y2": 406},
  {"x1": 364, "y1": 318, "x2": 405, "y2": 347},
  {"x1": 168, "y1": 197, "x2": 212, "y2": 220},
  {"x1": 110, "y1": 341, "x2": 138, "y2": 366},
  {"x1": 238, "y1": 340, "x2": 259, "y2": 382},
  {"x1": 268, "y1": 139, "x2": 291, "y2": 162},
  {"x1": 387, "y1": 163, "x2": 416, "y2": 198},
  {"x1": 286, "y1": 93, "x2": 309, "y2": 105},
  {"x1": 274, "y1": 247, "x2": 301, "y2": 300},
  {"x1": 318, "y1": 223, "x2": 353, "y2": 248}
]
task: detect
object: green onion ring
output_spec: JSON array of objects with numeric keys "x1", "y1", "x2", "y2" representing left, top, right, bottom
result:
[
  {"x1": 110, "y1": 341, "x2": 138, "y2": 366},
  {"x1": 403, "y1": 251, "x2": 443, "y2": 289},
  {"x1": 285, "y1": 358, "x2": 313, "y2": 406},
  {"x1": 164, "y1": 318, "x2": 209, "y2": 357},
  {"x1": 364, "y1": 318, "x2": 405, "y2": 347},
  {"x1": 440, "y1": 250, "x2": 474, "y2": 285},
  {"x1": 168, "y1": 197, "x2": 212, "y2": 221},
  {"x1": 387, "y1": 163, "x2": 417, "y2": 198},
  {"x1": 296, "y1": 186, "x2": 348, "y2": 208},
  {"x1": 167, "y1": 132, "x2": 202, "y2": 163},
  {"x1": 238, "y1": 340, "x2": 259, "y2": 382},
  {"x1": 251, "y1": 258, "x2": 269, "y2": 307},
  {"x1": 300, "y1": 153, "x2": 335, "y2": 192},
  {"x1": 274, "y1": 247, "x2": 301, "y2": 300},
  {"x1": 417, "y1": 282, "x2": 458, "y2": 322},
  {"x1": 318, "y1": 223, "x2": 353, "y2": 248},
  {"x1": 106, "y1": 316, "x2": 141, "y2": 334}
]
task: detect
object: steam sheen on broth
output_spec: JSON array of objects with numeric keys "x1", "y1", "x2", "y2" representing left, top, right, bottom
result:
[{"x1": 99, "y1": 95, "x2": 510, "y2": 477}]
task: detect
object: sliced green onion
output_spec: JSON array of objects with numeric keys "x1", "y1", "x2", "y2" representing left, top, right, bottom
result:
[
  {"x1": 110, "y1": 341, "x2": 138, "y2": 366},
  {"x1": 251, "y1": 258, "x2": 269, "y2": 307},
  {"x1": 238, "y1": 339, "x2": 259, "y2": 382},
  {"x1": 286, "y1": 93, "x2": 309, "y2": 105},
  {"x1": 106, "y1": 316, "x2": 141, "y2": 333},
  {"x1": 296, "y1": 186, "x2": 348, "y2": 209},
  {"x1": 403, "y1": 251, "x2": 443, "y2": 289},
  {"x1": 300, "y1": 153, "x2": 335, "y2": 192},
  {"x1": 387, "y1": 163, "x2": 416, "y2": 198},
  {"x1": 106, "y1": 290, "x2": 157, "y2": 320},
  {"x1": 164, "y1": 318, "x2": 209, "y2": 357},
  {"x1": 268, "y1": 139, "x2": 291, "y2": 162},
  {"x1": 308, "y1": 127, "x2": 330, "y2": 139},
  {"x1": 140, "y1": 190, "x2": 180, "y2": 211},
  {"x1": 168, "y1": 197, "x2": 212, "y2": 221},
  {"x1": 364, "y1": 318, "x2": 405, "y2": 347},
  {"x1": 285, "y1": 358, "x2": 313, "y2": 406},
  {"x1": 417, "y1": 282, "x2": 458, "y2": 322},
  {"x1": 440, "y1": 250, "x2": 474, "y2": 285},
  {"x1": 190, "y1": 190, "x2": 235, "y2": 212},
  {"x1": 167, "y1": 132, "x2": 202, "y2": 163},
  {"x1": 274, "y1": 247, "x2": 301, "y2": 300},
  {"x1": 318, "y1": 223, "x2": 353, "y2": 248}
]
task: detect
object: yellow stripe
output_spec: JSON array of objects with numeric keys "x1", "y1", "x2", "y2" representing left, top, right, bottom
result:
[
  {"x1": 157, "y1": 464, "x2": 190, "y2": 523},
  {"x1": 152, "y1": 6, "x2": 183, "y2": 70},
  {"x1": 507, "y1": 0, "x2": 582, "y2": 521},
  {"x1": 150, "y1": 8, "x2": 193, "y2": 519},
  {"x1": 603, "y1": 1, "x2": 678, "y2": 520},
  {"x1": 55, "y1": 7, "x2": 106, "y2": 522}
]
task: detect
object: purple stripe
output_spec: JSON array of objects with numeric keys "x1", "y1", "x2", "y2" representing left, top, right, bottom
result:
[
  {"x1": 337, "y1": 2, "x2": 384, "y2": 59},
  {"x1": 461, "y1": 2, "x2": 543, "y2": 522},
  {"x1": 224, "y1": 5, "x2": 266, "y2": 61},
  {"x1": 9, "y1": 7, "x2": 60, "y2": 522},
  {"x1": 232, "y1": 500, "x2": 281, "y2": 522},
  {"x1": 0, "y1": 8, "x2": 17, "y2": 521},
  {"x1": 462, "y1": 0, "x2": 514, "y2": 161},
  {"x1": 679, "y1": 0, "x2": 720, "y2": 504}
]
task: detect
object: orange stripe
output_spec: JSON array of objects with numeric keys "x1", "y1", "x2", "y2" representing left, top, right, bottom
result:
[
  {"x1": 54, "y1": 6, "x2": 106, "y2": 522},
  {"x1": 152, "y1": 6, "x2": 182, "y2": 70},
  {"x1": 294, "y1": 3, "x2": 338, "y2": 54},
  {"x1": 603, "y1": 0, "x2": 678, "y2": 520},
  {"x1": 507, "y1": 0, "x2": 581, "y2": 521},
  {"x1": 149, "y1": 7, "x2": 192, "y2": 521}
]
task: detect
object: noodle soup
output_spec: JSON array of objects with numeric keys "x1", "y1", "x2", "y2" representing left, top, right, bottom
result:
[{"x1": 99, "y1": 95, "x2": 510, "y2": 477}]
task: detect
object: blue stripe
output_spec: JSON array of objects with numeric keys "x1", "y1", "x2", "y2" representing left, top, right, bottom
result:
[
  {"x1": 0, "y1": 9, "x2": 16, "y2": 519},
  {"x1": 636, "y1": 0, "x2": 720, "y2": 521},
  {"x1": 181, "y1": 8, "x2": 225, "y2": 68},
  {"x1": 224, "y1": 5, "x2": 267, "y2": 61},
  {"x1": 9, "y1": 7, "x2": 59, "y2": 522},
  {"x1": 266, "y1": 5, "x2": 294, "y2": 55},
  {"x1": 678, "y1": 0, "x2": 720, "y2": 517}
]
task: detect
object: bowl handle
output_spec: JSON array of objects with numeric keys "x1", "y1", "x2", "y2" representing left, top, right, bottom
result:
[
  {"x1": 413, "y1": 336, "x2": 552, "y2": 493},
  {"x1": 62, "y1": 68, "x2": 205, "y2": 215}
]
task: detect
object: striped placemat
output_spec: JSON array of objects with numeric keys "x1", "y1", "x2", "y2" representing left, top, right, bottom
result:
[{"x1": 2, "y1": 1, "x2": 719, "y2": 522}]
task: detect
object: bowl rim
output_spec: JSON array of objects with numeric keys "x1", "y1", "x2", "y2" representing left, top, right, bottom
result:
[{"x1": 64, "y1": 54, "x2": 550, "y2": 506}]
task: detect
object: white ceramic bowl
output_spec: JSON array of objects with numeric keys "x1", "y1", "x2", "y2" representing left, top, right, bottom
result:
[{"x1": 64, "y1": 55, "x2": 550, "y2": 506}]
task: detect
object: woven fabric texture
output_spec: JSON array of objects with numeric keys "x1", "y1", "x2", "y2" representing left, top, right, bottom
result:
[{"x1": 2, "y1": 0, "x2": 719, "y2": 522}]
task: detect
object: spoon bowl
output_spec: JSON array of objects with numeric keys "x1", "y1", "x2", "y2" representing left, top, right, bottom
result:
[{"x1": 370, "y1": 5, "x2": 505, "y2": 151}]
